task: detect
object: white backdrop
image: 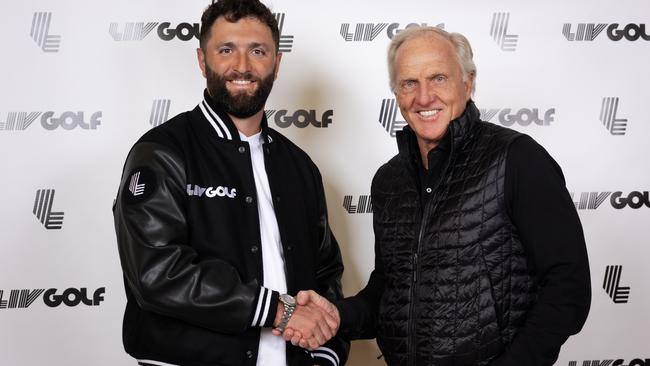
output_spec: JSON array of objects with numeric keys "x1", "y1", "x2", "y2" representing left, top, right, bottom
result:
[{"x1": 1, "y1": 1, "x2": 649, "y2": 365}]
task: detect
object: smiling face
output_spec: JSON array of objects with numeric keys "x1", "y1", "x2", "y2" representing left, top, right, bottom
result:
[
  {"x1": 197, "y1": 16, "x2": 281, "y2": 119},
  {"x1": 393, "y1": 34, "x2": 474, "y2": 155}
]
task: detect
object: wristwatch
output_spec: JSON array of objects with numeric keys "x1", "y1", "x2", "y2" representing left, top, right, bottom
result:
[{"x1": 276, "y1": 293, "x2": 296, "y2": 333}]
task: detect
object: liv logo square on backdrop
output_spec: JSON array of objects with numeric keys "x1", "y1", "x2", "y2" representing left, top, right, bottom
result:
[
  {"x1": 32, "y1": 189, "x2": 64, "y2": 230},
  {"x1": 30, "y1": 12, "x2": 60, "y2": 52},
  {"x1": 603, "y1": 265, "x2": 630, "y2": 304},
  {"x1": 600, "y1": 97, "x2": 628, "y2": 135},
  {"x1": 150, "y1": 99, "x2": 171, "y2": 127},
  {"x1": 490, "y1": 12, "x2": 518, "y2": 51},
  {"x1": 274, "y1": 13, "x2": 294, "y2": 52},
  {"x1": 378, "y1": 98, "x2": 407, "y2": 137},
  {"x1": 343, "y1": 195, "x2": 373, "y2": 214}
]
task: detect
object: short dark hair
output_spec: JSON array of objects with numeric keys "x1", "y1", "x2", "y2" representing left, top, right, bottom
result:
[{"x1": 199, "y1": 0, "x2": 280, "y2": 52}]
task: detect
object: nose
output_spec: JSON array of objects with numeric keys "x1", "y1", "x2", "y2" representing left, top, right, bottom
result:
[
  {"x1": 415, "y1": 83, "x2": 436, "y2": 106},
  {"x1": 233, "y1": 51, "x2": 250, "y2": 73}
]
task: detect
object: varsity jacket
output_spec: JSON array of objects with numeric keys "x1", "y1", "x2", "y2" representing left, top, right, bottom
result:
[{"x1": 113, "y1": 90, "x2": 348, "y2": 366}]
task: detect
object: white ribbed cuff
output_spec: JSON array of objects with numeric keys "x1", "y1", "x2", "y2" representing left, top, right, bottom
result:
[
  {"x1": 311, "y1": 346, "x2": 339, "y2": 366},
  {"x1": 250, "y1": 287, "x2": 277, "y2": 327},
  {"x1": 137, "y1": 359, "x2": 179, "y2": 366}
]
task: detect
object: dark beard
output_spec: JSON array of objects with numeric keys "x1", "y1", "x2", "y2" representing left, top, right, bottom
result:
[{"x1": 206, "y1": 66, "x2": 275, "y2": 119}]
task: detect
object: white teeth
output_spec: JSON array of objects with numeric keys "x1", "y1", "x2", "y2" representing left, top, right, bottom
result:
[
  {"x1": 231, "y1": 80, "x2": 252, "y2": 85},
  {"x1": 419, "y1": 109, "x2": 440, "y2": 117}
]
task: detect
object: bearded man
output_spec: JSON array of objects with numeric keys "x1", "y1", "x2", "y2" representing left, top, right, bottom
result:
[{"x1": 112, "y1": 1, "x2": 347, "y2": 365}]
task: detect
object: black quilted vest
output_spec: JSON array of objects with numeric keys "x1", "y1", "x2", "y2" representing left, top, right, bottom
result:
[{"x1": 372, "y1": 102, "x2": 536, "y2": 366}]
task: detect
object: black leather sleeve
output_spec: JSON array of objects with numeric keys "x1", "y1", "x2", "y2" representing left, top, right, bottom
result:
[{"x1": 113, "y1": 142, "x2": 278, "y2": 334}]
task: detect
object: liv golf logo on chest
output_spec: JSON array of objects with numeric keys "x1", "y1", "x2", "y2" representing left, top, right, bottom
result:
[
  {"x1": 33, "y1": 189, "x2": 64, "y2": 229},
  {"x1": 187, "y1": 184, "x2": 237, "y2": 199}
]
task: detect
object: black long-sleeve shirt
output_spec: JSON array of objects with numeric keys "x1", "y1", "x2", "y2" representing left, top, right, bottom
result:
[{"x1": 338, "y1": 133, "x2": 591, "y2": 366}]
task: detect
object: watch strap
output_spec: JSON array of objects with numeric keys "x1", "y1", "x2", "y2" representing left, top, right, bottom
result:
[{"x1": 276, "y1": 296, "x2": 296, "y2": 333}]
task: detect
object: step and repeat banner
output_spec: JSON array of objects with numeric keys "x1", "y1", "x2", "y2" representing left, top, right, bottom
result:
[{"x1": 1, "y1": 0, "x2": 648, "y2": 365}]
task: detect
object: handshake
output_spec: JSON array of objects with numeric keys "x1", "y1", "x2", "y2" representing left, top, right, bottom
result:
[{"x1": 272, "y1": 290, "x2": 339, "y2": 350}]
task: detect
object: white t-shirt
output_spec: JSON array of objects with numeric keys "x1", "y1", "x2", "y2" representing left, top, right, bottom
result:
[{"x1": 240, "y1": 131, "x2": 287, "y2": 366}]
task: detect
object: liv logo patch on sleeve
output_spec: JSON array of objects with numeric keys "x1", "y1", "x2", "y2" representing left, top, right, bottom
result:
[{"x1": 122, "y1": 167, "x2": 157, "y2": 204}]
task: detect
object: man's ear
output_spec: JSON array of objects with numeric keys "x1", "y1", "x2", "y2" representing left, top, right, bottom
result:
[
  {"x1": 197, "y1": 48, "x2": 207, "y2": 78},
  {"x1": 465, "y1": 70, "x2": 476, "y2": 98}
]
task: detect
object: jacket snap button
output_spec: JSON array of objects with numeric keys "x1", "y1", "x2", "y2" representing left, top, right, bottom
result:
[
  {"x1": 286, "y1": 245, "x2": 293, "y2": 251},
  {"x1": 245, "y1": 196, "x2": 253, "y2": 204},
  {"x1": 238, "y1": 146, "x2": 246, "y2": 153},
  {"x1": 246, "y1": 350, "x2": 254, "y2": 358},
  {"x1": 426, "y1": 187, "x2": 432, "y2": 193},
  {"x1": 251, "y1": 245, "x2": 259, "y2": 254}
]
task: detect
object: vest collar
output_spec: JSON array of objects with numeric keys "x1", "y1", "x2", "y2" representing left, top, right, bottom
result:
[
  {"x1": 449, "y1": 99, "x2": 480, "y2": 146},
  {"x1": 396, "y1": 100, "x2": 480, "y2": 158}
]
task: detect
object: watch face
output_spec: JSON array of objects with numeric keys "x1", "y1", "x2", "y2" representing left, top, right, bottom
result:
[{"x1": 280, "y1": 293, "x2": 296, "y2": 306}]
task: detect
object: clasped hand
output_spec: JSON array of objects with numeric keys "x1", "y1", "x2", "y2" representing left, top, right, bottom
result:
[{"x1": 272, "y1": 290, "x2": 340, "y2": 350}]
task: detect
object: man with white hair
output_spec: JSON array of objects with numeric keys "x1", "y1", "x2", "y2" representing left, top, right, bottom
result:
[{"x1": 288, "y1": 26, "x2": 591, "y2": 365}]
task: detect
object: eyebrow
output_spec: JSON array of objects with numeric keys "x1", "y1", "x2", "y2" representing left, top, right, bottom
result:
[
  {"x1": 428, "y1": 73, "x2": 446, "y2": 79},
  {"x1": 249, "y1": 42, "x2": 269, "y2": 50},
  {"x1": 216, "y1": 41, "x2": 270, "y2": 50}
]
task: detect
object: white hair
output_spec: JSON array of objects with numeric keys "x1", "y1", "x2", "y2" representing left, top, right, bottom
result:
[{"x1": 387, "y1": 26, "x2": 477, "y2": 95}]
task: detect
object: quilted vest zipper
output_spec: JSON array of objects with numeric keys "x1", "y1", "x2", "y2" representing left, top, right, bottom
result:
[{"x1": 406, "y1": 128, "x2": 456, "y2": 366}]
